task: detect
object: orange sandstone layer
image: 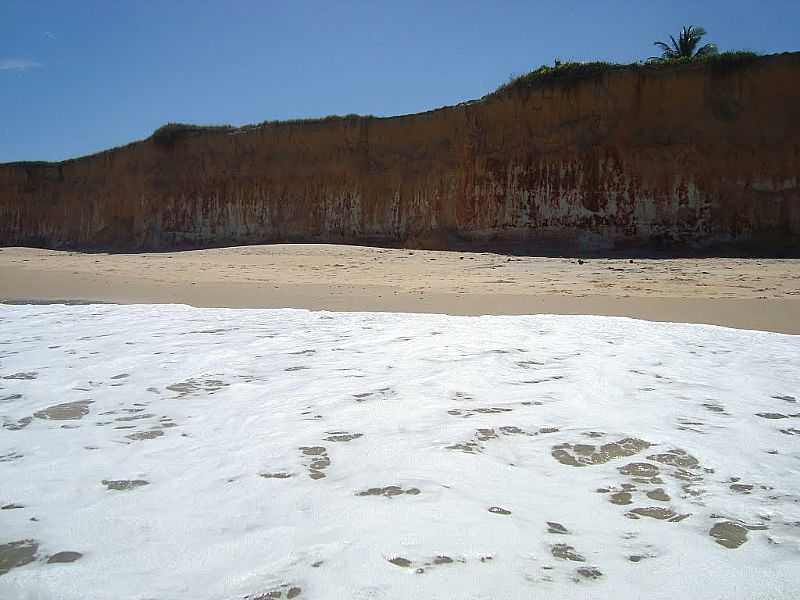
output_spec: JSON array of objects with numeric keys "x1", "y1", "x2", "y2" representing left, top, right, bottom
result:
[{"x1": 1, "y1": 54, "x2": 800, "y2": 254}]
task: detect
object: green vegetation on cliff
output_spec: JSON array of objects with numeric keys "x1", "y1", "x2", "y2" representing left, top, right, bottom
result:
[
  {"x1": 492, "y1": 25, "x2": 760, "y2": 97},
  {"x1": 151, "y1": 114, "x2": 375, "y2": 143},
  {"x1": 491, "y1": 51, "x2": 760, "y2": 97},
  {"x1": 152, "y1": 123, "x2": 235, "y2": 145}
]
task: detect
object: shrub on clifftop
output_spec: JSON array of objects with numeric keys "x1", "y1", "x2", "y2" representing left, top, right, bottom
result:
[{"x1": 151, "y1": 123, "x2": 234, "y2": 146}]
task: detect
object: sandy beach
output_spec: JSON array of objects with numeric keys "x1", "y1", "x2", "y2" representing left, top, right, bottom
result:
[{"x1": 1, "y1": 244, "x2": 799, "y2": 334}]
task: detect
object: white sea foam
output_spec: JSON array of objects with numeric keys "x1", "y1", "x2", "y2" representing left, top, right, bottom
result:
[{"x1": 0, "y1": 304, "x2": 799, "y2": 599}]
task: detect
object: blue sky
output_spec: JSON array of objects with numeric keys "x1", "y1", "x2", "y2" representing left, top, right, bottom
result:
[{"x1": 1, "y1": 1, "x2": 798, "y2": 162}]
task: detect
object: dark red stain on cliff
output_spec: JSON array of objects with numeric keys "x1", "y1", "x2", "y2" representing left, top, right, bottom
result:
[{"x1": 1, "y1": 53, "x2": 800, "y2": 253}]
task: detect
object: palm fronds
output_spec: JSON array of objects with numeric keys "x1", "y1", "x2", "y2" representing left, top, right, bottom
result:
[{"x1": 652, "y1": 25, "x2": 718, "y2": 61}]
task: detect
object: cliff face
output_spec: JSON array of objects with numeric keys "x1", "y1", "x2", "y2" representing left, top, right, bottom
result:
[{"x1": 2, "y1": 53, "x2": 799, "y2": 253}]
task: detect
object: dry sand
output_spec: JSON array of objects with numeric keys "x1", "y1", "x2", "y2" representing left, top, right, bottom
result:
[{"x1": 1, "y1": 244, "x2": 799, "y2": 334}]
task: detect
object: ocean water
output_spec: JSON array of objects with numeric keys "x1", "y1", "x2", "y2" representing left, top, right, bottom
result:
[{"x1": 1, "y1": 304, "x2": 799, "y2": 599}]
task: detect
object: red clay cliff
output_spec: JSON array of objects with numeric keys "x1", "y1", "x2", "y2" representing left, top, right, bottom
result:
[{"x1": 1, "y1": 53, "x2": 799, "y2": 254}]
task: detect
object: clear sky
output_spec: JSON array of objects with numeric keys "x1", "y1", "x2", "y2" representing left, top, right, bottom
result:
[{"x1": 2, "y1": 0, "x2": 798, "y2": 162}]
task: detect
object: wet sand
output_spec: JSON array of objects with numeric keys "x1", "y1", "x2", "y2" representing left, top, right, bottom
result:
[{"x1": 1, "y1": 245, "x2": 799, "y2": 334}]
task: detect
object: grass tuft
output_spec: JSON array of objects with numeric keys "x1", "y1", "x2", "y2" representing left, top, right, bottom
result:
[
  {"x1": 151, "y1": 123, "x2": 234, "y2": 146},
  {"x1": 152, "y1": 115, "x2": 375, "y2": 141},
  {"x1": 241, "y1": 113, "x2": 375, "y2": 131}
]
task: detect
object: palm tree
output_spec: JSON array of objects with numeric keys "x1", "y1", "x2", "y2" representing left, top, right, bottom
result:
[{"x1": 653, "y1": 25, "x2": 718, "y2": 61}]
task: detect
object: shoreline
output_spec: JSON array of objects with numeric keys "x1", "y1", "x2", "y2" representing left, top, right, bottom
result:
[{"x1": 1, "y1": 244, "x2": 799, "y2": 334}]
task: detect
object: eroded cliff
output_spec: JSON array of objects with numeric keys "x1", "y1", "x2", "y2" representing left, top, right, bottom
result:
[{"x1": 2, "y1": 53, "x2": 799, "y2": 253}]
